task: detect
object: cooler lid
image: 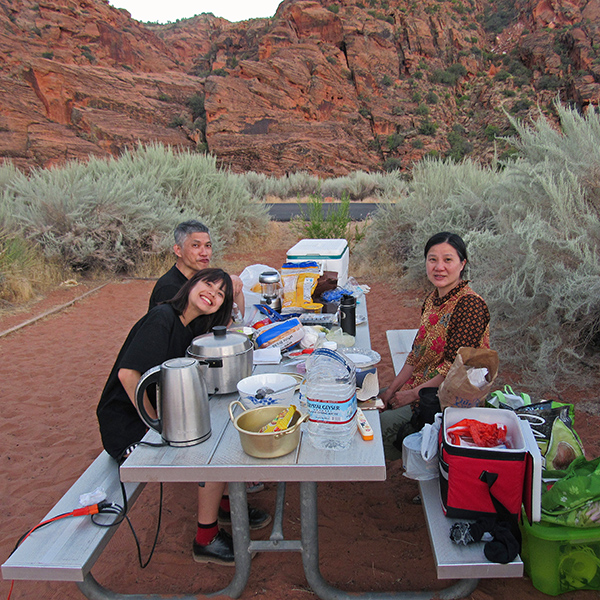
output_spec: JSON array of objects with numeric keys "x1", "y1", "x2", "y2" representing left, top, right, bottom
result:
[
  {"x1": 287, "y1": 238, "x2": 348, "y2": 259},
  {"x1": 520, "y1": 417, "x2": 542, "y2": 523}
]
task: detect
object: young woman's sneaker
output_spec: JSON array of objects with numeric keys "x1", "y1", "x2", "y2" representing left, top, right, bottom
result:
[{"x1": 192, "y1": 529, "x2": 235, "y2": 565}]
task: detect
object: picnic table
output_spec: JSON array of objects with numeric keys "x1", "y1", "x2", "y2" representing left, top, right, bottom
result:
[{"x1": 119, "y1": 297, "x2": 478, "y2": 600}]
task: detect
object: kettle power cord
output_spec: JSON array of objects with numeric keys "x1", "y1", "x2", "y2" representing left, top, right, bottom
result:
[
  {"x1": 102, "y1": 479, "x2": 164, "y2": 570},
  {"x1": 7, "y1": 479, "x2": 164, "y2": 600},
  {"x1": 6, "y1": 500, "x2": 122, "y2": 600}
]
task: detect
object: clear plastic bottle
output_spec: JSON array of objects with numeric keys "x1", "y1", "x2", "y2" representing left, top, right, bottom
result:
[{"x1": 305, "y1": 348, "x2": 357, "y2": 451}]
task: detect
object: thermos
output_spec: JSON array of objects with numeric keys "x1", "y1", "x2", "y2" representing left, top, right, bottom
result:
[{"x1": 340, "y1": 294, "x2": 356, "y2": 337}]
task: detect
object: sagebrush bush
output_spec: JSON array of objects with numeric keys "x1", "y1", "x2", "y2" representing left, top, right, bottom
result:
[
  {"x1": 355, "y1": 102, "x2": 600, "y2": 388},
  {"x1": 1, "y1": 144, "x2": 269, "y2": 274},
  {"x1": 241, "y1": 169, "x2": 408, "y2": 201}
]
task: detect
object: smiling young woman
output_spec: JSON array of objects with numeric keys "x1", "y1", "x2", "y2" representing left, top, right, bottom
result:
[
  {"x1": 379, "y1": 232, "x2": 490, "y2": 460},
  {"x1": 95, "y1": 268, "x2": 270, "y2": 565},
  {"x1": 97, "y1": 267, "x2": 233, "y2": 461}
]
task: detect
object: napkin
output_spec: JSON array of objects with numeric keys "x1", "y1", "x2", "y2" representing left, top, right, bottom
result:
[{"x1": 253, "y1": 347, "x2": 282, "y2": 365}]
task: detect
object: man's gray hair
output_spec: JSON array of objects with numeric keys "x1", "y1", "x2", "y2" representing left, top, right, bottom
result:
[{"x1": 174, "y1": 220, "x2": 210, "y2": 246}]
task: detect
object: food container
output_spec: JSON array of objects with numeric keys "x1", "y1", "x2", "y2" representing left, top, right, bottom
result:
[
  {"x1": 237, "y1": 373, "x2": 297, "y2": 409},
  {"x1": 229, "y1": 400, "x2": 308, "y2": 458},
  {"x1": 520, "y1": 516, "x2": 600, "y2": 595},
  {"x1": 286, "y1": 238, "x2": 349, "y2": 286},
  {"x1": 186, "y1": 326, "x2": 253, "y2": 395}
]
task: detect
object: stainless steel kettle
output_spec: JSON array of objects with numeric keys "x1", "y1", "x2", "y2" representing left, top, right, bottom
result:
[{"x1": 135, "y1": 357, "x2": 211, "y2": 447}]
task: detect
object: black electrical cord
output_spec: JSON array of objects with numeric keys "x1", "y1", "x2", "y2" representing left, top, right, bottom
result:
[{"x1": 112, "y1": 440, "x2": 167, "y2": 568}]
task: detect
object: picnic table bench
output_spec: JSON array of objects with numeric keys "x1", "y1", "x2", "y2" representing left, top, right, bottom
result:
[
  {"x1": 1, "y1": 451, "x2": 145, "y2": 597},
  {"x1": 386, "y1": 329, "x2": 524, "y2": 581}
]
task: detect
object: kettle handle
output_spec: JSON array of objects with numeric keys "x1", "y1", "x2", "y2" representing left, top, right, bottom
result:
[{"x1": 135, "y1": 365, "x2": 162, "y2": 434}]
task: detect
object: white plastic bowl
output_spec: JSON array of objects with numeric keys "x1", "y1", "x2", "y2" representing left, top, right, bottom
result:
[{"x1": 237, "y1": 373, "x2": 297, "y2": 409}]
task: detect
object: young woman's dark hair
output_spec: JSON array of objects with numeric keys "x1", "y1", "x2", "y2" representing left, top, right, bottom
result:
[
  {"x1": 168, "y1": 268, "x2": 233, "y2": 330},
  {"x1": 424, "y1": 232, "x2": 468, "y2": 276}
]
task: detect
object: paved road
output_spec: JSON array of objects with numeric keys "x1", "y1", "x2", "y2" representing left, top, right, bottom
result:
[{"x1": 267, "y1": 202, "x2": 379, "y2": 221}]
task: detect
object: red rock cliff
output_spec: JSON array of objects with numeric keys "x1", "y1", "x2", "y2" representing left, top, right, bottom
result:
[{"x1": 0, "y1": 0, "x2": 598, "y2": 175}]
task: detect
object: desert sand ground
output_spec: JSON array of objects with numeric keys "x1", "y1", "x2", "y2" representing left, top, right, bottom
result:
[{"x1": 1, "y1": 226, "x2": 599, "y2": 600}]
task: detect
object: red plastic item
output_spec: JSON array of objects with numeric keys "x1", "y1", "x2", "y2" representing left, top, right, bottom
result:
[
  {"x1": 446, "y1": 418, "x2": 507, "y2": 448},
  {"x1": 288, "y1": 348, "x2": 314, "y2": 357},
  {"x1": 252, "y1": 318, "x2": 272, "y2": 330}
]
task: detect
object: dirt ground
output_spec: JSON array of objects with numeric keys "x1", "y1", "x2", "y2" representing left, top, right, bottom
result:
[{"x1": 1, "y1": 228, "x2": 599, "y2": 600}]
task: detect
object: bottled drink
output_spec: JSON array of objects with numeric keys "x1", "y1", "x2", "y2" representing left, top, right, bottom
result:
[
  {"x1": 305, "y1": 348, "x2": 357, "y2": 451},
  {"x1": 340, "y1": 294, "x2": 356, "y2": 337}
]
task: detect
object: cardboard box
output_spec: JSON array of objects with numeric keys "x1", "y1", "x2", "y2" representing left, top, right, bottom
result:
[{"x1": 286, "y1": 239, "x2": 349, "y2": 286}]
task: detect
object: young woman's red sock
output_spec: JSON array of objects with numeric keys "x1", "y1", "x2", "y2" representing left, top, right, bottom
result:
[{"x1": 195, "y1": 521, "x2": 218, "y2": 545}]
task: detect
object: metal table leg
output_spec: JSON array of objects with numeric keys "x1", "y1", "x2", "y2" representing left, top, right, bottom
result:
[
  {"x1": 76, "y1": 482, "x2": 252, "y2": 600},
  {"x1": 299, "y1": 481, "x2": 479, "y2": 600},
  {"x1": 216, "y1": 481, "x2": 253, "y2": 598}
]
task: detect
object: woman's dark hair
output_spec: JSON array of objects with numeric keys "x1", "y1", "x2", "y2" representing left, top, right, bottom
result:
[
  {"x1": 424, "y1": 232, "x2": 468, "y2": 276},
  {"x1": 168, "y1": 268, "x2": 233, "y2": 329}
]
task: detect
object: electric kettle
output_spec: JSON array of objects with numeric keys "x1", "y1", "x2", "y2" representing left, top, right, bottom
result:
[{"x1": 135, "y1": 357, "x2": 211, "y2": 447}]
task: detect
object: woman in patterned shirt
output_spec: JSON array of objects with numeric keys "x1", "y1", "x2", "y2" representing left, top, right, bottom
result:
[{"x1": 380, "y1": 232, "x2": 490, "y2": 460}]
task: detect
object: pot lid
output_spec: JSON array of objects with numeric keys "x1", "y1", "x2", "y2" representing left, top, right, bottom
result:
[{"x1": 187, "y1": 325, "x2": 252, "y2": 358}]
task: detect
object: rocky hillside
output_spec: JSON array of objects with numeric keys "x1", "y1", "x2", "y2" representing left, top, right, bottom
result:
[{"x1": 1, "y1": 0, "x2": 599, "y2": 176}]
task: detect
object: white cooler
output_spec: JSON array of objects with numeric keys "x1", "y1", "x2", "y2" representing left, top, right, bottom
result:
[{"x1": 286, "y1": 239, "x2": 349, "y2": 286}]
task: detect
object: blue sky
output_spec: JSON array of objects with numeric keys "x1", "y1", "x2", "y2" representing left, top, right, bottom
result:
[{"x1": 108, "y1": 0, "x2": 282, "y2": 23}]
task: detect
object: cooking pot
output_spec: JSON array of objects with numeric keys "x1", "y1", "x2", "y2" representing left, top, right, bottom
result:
[
  {"x1": 228, "y1": 400, "x2": 308, "y2": 458},
  {"x1": 135, "y1": 357, "x2": 211, "y2": 447},
  {"x1": 186, "y1": 325, "x2": 253, "y2": 395}
]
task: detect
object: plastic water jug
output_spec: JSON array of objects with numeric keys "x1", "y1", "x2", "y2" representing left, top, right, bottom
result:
[{"x1": 305, "y1": 348, "x2": 357, "y2": 450}]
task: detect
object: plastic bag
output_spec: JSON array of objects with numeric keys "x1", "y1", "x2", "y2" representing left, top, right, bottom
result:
[
  {"x1": 280, "y1": 261, "x2": 320, "y2": 311},
  {"x1": 240, "y1": 264, "x2": 278, "y2": 323},
  {"x1": 402, "y1": 431, "x2": 439, "y2": 480},
  {"x1": 487, "y1": 385, "x2": 531, "y2": 410},
  {"x1": 541, "y1": 456, "x2": 600, "y2": 527},
  {"x1": 516, "y1": 401, "x2": 584, "y2": 470},
  {"x1": 254, "y1": 318, "x2": 305, "y2": 350},
  {"x1": 421, "y1": 413, "x2": 442, "y2": 461}
]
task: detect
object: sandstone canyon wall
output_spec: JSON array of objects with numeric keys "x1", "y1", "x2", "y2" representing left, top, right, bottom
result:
[{"x1": 0, "y1": 0, "x2": 599, "y2": 176}]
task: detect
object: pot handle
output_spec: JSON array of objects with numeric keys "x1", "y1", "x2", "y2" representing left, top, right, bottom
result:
[
  {"x1": 274, "y1": 412, "x2": 309, "y2": 438},
  {"x1": 228, "y1": 399, "x2": 246, "y2": 423},
  {"x1": 135, "y1": 365, "x2": 162, "y2": 434}
]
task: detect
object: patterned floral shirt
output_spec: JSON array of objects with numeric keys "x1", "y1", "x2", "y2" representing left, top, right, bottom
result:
[{"x1": 402, "y1": 280, "x2": 490, "y2": 391}]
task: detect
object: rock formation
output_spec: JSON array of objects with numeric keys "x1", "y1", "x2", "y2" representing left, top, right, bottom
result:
[{"x1": 0, "y1": 0, "x2": 599, "y2": 176}]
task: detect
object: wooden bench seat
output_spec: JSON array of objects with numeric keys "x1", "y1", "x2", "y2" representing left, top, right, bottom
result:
[
  {"x1": 2, "y1": 451, "x2": 144, "y2": 583},
  {"x1": 386, "y1": 329, "x2": 523, "y2": 580}
]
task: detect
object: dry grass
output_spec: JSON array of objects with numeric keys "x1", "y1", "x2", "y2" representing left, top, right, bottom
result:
[
  {"x1": 132, "y1": 253, "x2": 176, "y2": 279},
  {"x1": 0, "y1": 237, "x2": 71, "y2": 314},
  {"x1": 218, "y1": 222, "x2": 302, "y2": 273}
]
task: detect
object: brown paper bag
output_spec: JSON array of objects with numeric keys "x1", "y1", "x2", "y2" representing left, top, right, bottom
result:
[
  {"x1": 313, "y1": 271, "x2": 338, "y2": 298},
  {"x1": 438, "y1": 347, "x2": 499, "y2": 410}
]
